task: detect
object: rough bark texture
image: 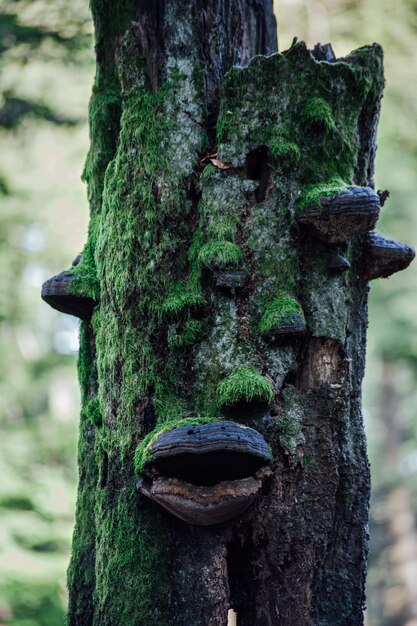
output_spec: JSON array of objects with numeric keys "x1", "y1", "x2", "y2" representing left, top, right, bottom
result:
[{"x1": 63, "y1": 2, "x2": 389, "y2": 625}]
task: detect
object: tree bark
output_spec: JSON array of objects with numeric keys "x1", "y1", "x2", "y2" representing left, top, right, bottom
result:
[{"x1": 46, "y1": 1, "x2": 409, "y2": 624}]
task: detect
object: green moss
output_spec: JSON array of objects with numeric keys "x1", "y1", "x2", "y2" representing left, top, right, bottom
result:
[
  {"x1": 276, "y1": 416, "x2": 304, "y2": 455},
  {"x1": 268, "y1": 137, "x2": 301, "y2": 164},
  {"x1": 151, "y1": 380, "x2": 188, "y2": 422},
  {"x1": 69, "y1": 250, "x2": 100, "y2": 301},
  {"x1": 216, "y1": 108, "x2": 241, "y2": 146},
  {"x1": 200, "y1": 163, "x2": 217, "y2": 182},
  {"x1": 84, "y1": 397, "x2": 102, "y2": 426},
  {"x1": 198, "y1": 241, "x2": 244, "y2": 270},
  {"x1": 67, "y1": 389, "x2": 98, "y2": 624},
  {"x1": 300, "y1": 97, "x2": 336, "y2": 132},
  {"x1": 167, "y1": 319, "x2": 209, "y2": 349},
  {"x1": 74, "y1": 82, "x2": 212, "y2": 626},
  {"x1": 162, "y1": 284, "x2": 205, "y2": 318},
  {"x1": 82, "y1": 86, "x2": 121, "y2": 211},
  {"x1": 297, "y1": 177, "x2": 348, "y2": 211},
  {"x1": 217, "y1": 365, "x2": 274, "y2": 408},
  {"x1": 207, "y1": 218, "x2": 237, "y2": 242},
  {"x1": 259, "y1": 294, "x2": 306, "y2": 336},
  {"x1": 346, "y1": 44, "x2": 384, "y2": 103},
  {"x1": 91, "y1": 66, "x2": 200, "y2": 430},
  {"x1": 134, "y1": 416, "x2": 217, "y2": 475},
  {"x1": 73, "y1": 83, "x2": 122, "y2": 307},
  {"x1": 77, "y1": 321, "x2": 93, "y2": 401},
  {"x1": 93, "y1": 486, "x2": 171, "y2": 626}
]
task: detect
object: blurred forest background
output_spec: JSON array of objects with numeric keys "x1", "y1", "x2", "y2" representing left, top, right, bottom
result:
[{"x1": 0, "y1": 0, "x2": 416, "y2": 624}]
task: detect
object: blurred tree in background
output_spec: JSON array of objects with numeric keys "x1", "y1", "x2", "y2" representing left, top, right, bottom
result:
[
  {"x1": 1, "y1": 0, "x2": 416, "y2": 624},
  {"x1": 0, "y1": 1, "x2": 92, "y2": 623}
]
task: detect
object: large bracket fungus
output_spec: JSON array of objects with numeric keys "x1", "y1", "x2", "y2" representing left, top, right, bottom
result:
[
  {"x1": 363, "y1": 230, "x2": 415, "y2": 280},
  {"x1": 136, "y1": 421, "x2": 272, "y2": 525},
  {"x1": 298, "y1": 185, "x2": 380, "y2": 244},
  {"x1": 42, "y1": 253, "x2": 98, "y2": 321}
]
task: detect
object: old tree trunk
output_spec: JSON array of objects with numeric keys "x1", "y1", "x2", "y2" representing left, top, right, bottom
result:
[{"x1": 41, "y1": 1, "x2": 415, "y2": 624}]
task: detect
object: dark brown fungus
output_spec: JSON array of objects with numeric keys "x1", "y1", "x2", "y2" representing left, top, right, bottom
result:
[
  {"x1": 363, "y1": 231, "x2": 415, "y2": 281},
  {"x1": 328, "y1": 251, "x2": 351, "y2": 272},
  {"x1": 215, "y1": 270, "x2": 248, "y2": 291},
  {"x1": 143, "y1": 421, "x2": 271, "y2": 480},
  {"x1": 298, "y1": 186, "x2": 380, "y2": 243},
  {"x1": 41, "y1": 270, "x2": 97, "y2": 321},
  {"x1": 259, "y1": 296, "x2": 306, "y2": 343},
  {"x1": 312, "y1": 43, "x2": 336, "y2": 62},
  {"x1": 137, "y1": 421, "x2": 272, "y2": 525},
  {"x1": 377, "y1": 189, "x2": 390, "y2": 207},
  {"x1": 137, "y1": 469, "x2": 271, "y2": 526}
]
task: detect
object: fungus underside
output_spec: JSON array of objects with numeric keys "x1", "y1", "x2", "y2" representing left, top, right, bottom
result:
[{"x1": 134, "y1": 416, "x2": 218, "y2": 475}]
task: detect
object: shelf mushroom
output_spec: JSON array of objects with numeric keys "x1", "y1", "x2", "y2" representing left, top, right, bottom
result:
[
  {"x1": 41, "y1": 255, "x2": 98, "y2": 321},
  {"x1": 136, "y1": 420, "x2": 272, "y2": 525},
  {"x1": 298, "y1": 186, "x2": 380, "y2": 244},
  {"x1": 363, "y1": 231, "x2": 415, "y2": 280},
  {"x1": 259, "y1": 294, "x2": 306, "y2": 341}
]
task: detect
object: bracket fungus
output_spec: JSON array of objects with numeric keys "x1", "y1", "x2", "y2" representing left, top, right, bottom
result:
[
  {"x1": 327, "y1": 251, "x2": 351, "y2": 272},
  {"x1": 214, "y1": 270, "x2": 248, "y2": 291},
  {"x1": 136, "y1": 421, "x2": 272, "y2": 525},
  {"x1": 363, "y1": 231, "x2": 415, "y2": 281},
  {"x1": 41, "y1": 267, "x2": 98, "y2": 321},
  {"x1": 259, "y1": 295, "x2": 306, "y2": 341},
  {"x1": 298, "y1": 186, "x2": 380, "y2": 244}
]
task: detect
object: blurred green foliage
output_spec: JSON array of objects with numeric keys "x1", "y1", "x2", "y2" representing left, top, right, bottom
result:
[{"x1": 0, "y1": 1, "x2": 93, "y2": 624}]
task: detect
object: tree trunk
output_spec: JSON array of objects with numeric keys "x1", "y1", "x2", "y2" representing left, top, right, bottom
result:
[{"x1": 41, "y1": 1, "x2": 414, "y2": 624}]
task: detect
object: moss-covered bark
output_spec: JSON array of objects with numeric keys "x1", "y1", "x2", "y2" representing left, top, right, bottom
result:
[{"x1": 66, "y1": 2, "x2": 390, "y2": 624}]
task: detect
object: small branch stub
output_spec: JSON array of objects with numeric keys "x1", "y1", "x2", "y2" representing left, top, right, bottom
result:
[
  {"x1": 41, "y1": 270, "x2": 97, "y2": 321},
  {"x1": 328, "y1": 251, "x2": 351, "y2": 272}
]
